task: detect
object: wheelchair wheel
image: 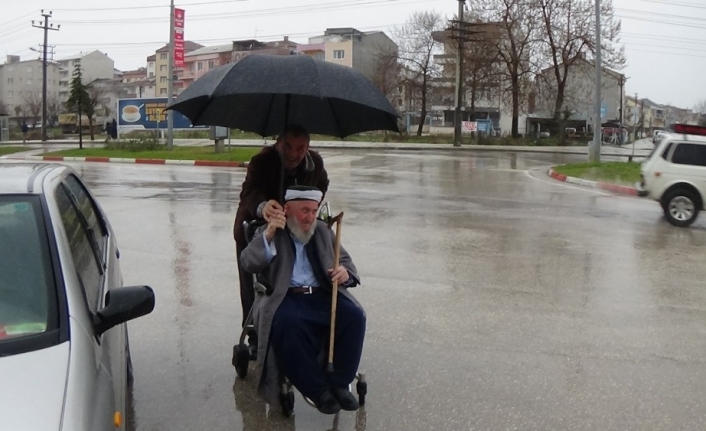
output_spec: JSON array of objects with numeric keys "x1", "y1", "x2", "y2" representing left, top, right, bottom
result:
[
  {"x1": 280, "y1": 391, "x2": 295, "y2": 417},
  {"x1": 232, "y1": 344, "x2": 250, "y2": 379},
  {"x1": 356, "y1": 381, "x2": 367, "y2": 406}
]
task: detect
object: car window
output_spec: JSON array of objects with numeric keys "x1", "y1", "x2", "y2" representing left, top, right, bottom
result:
[
  {"x1": 56, "y1": 185, "x2": 103, "y2": 313},
  {"x1": 670, "y1": 143, "x2": 706, "y2": 167},
  {"x1": 660, "y1": 142, "x2": 673, "y2": 160},
  {"x1": 63, "y1": 174, "x2": 106, "y2": 259},
  {"x1": 0, "y1": 196, "x2": 58, "y2": 342}
]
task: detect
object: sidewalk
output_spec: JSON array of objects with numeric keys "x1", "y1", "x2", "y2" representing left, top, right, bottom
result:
[{"x1": 0, "y1": 137, "x2": 654, "y2": 157}]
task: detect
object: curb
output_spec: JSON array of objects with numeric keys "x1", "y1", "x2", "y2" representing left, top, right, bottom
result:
[
  {"x1": 548, "y1": 167, "x2": 638, "y2": 196},
  {"x1": 3, "y1": 155, "x2": 248, "y2": 169}
]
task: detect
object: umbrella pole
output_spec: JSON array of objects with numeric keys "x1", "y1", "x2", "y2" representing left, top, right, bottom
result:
[
  {"x1": 279, "y1": 94, "x2": 292, "y2": 203},
  {"x1": 327, "y1": 212, "x2": 344, "y2": 373}
]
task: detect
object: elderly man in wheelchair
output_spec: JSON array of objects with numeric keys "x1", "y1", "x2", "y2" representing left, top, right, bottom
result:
[{"x1": 234, "y1": 185, "x2": 367, "y2": 416}]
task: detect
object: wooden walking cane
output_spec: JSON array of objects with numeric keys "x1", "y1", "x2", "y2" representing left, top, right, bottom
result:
[{"x1": 326, "y1": 211, "x2": 344, "y2": 373}]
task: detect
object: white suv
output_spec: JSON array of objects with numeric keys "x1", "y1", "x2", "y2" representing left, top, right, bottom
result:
[{"x1": 637, "y1": 124, "x2": 706, "y2": 227}]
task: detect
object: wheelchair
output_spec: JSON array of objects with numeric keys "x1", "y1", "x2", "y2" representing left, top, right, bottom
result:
[{"x1": 231, "y1": 202, "x2": 367, "y2": 417}]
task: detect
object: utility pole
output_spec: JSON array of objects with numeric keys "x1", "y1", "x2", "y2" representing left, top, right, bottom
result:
[
  {"x1": 618, "y1": 75, "x2": 626, "y2": 145},
  {"x1": 590, "y1": 0, "x2": 602, "y2": 162},
  {"x1": 640, "y1": 98, "x2": 645, "y2": 139},
  {"x1": 453, "y1": 0, "x2": 465, "y2": 147},
  {"x1": 32, "y1": 10, "x2": 59, "y2": 142},
  {"x1": 633, "y1": 92, "x2": 638, "y2": 141},
  {"x1": 167, "y1": 0, "x2": 175, "y2": 150}
]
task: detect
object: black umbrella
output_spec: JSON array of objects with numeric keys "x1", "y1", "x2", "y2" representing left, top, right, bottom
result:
[{"x1": 166, "y1": 54, "x2": 400, "y2": 138}]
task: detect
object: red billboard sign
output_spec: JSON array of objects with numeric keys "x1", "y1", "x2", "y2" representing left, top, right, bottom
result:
[{"x1": 174, "y1": 8, "x2": 185, "y2": 67}]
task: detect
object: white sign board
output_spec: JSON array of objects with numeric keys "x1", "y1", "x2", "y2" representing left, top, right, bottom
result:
[{"x1": 462, "y1": 121, "x2": 478, "y2": 133}]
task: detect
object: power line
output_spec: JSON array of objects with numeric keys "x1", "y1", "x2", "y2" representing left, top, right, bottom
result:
[
  {"x1": 54, "y1": 0, "x2": 431, "y2": 24},
  {"x1": 52, "y1": 0, "x2": 250, "y2": 11},
  {"x1": 615, "y1": 7, "x2": 706, "y2": 23},
  {"x1": 633, "y1": 0, "x2": 706, "y2": 9}
]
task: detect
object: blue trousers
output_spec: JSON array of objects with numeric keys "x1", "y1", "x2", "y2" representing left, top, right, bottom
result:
[{"x1": 270, "y1": 291, "x2": 366, "y2": 400}]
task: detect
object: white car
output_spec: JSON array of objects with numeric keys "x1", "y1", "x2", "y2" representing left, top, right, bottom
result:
[
  {"x1": 0, "y1": 162, "x2": 155, "y2": 430},
  {"x1": 637, "y1": 124, "x2": 706, "y2": 227},
  {"x1": 652, "y1": 130, "x2": 667, "y2": 144}
]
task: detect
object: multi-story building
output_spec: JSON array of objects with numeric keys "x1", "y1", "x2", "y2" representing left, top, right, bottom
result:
[
  {"x1": 181, "y1": 44, "x2": 233, "y2": 88},
  {"x1": 297, "y1": 28, "x2": 397, "y2": 81},
  {"x1": 534, "y1": 54, "x2": 625, "y2": 135},
  {"x1": 180, "y1": 38, "x2": 298, "y2": 90},
  {"x1": 431, "y1": 21, "x2": 524, "y2": 135},
  {"x1": 57, "y1": 50, "x2": 115, "y2": 101},
  {"x1": 0, "y1": 55, "x2": 61, "y2": 121},
  {"x1": 146, "y1": 55, "x2": 156, "y2": 78},
  {"x1": 151, "y1": 41, "x2": 203, "y2": 97}
]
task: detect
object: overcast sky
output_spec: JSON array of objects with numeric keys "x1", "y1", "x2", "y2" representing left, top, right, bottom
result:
[{"x1": 2, "y1": 0, "x2": 704, "y2": 109}]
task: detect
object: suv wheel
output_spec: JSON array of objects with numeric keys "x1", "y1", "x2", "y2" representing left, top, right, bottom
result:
[{"x1": 662, "y1": 189, "x2": 700, "y2": 227}]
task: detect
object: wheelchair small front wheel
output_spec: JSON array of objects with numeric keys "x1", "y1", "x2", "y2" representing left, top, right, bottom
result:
[
  {"x1": 233, "y1": 344, "x2": 250, "y2": 378},
  {"x1": 356, "y1": 381, "x2": 367, "y2": 406},
  {"x1": 280, "y1": 391, "x2": 295, "y2": 417}
]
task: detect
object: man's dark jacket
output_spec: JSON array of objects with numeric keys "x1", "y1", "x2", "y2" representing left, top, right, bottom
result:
[{"x1": 233, "y1": 145, "x2": 329, "y2": 245}]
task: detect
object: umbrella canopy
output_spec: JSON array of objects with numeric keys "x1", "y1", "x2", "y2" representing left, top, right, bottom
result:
[{"x1": 167, "y1": 54, "x2": 400, "y2": 138}]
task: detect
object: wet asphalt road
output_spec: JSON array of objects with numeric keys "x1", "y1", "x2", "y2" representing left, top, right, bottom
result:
[{"x1": 72, "y1": 150, "x2": 706, "y2": 431}]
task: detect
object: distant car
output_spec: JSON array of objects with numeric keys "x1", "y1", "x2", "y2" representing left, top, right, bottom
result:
[
  {"x1": 652, "y1": 130, "x2": 667, "y2": 144},
  {"x1": 637, "y1": 124, "x2": 706, "y2": 227},
  {"x1": 539, "y1": 131, "x2": 551, "y2": 138},
  {"x1": 0, "y1": 162, "x2": 155, "y2": 430}
]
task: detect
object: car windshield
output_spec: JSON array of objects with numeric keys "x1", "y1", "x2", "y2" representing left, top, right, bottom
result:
[{"x1": 0, "y1": 196, "x2": 58, "y2": 343}]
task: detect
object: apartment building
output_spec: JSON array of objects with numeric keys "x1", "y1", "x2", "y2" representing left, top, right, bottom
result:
[
  {"x1": 181, "y1": 44, "x2": 232, "y2": 88},
  {"x1": 297, "y1": 28, "x2": 397, "y2": 81},
  {"x1": 57, "y1": 50, "x2": 115, "y2": 100},
  {"x1": 0, "y1": 55, "x2": 61, "y2": 119},
  {"x1": 151, "y1": 41, "x2": 203, "y2": 97}
]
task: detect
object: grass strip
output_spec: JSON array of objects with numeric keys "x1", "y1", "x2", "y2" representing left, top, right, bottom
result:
[
  {"x1": 0, "y1": 146, "x2": 30, "y2": 156},
  {"x1": 553, "y1": 161, "x2": 641, "y2": 185}
]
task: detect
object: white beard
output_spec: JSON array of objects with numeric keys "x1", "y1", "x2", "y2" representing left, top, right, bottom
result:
[{"x1": 287, "y1": 217, "x2": 315, "y2": 244}]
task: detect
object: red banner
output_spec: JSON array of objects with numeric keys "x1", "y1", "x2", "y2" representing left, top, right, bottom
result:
[{"x1": 174, "y1": 8, "x2": 185, "y2": 67}]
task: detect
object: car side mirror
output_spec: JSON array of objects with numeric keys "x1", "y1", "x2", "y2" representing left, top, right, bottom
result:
[{"x1": 93, "y1": 285, "x2": 155, "y2": 336}]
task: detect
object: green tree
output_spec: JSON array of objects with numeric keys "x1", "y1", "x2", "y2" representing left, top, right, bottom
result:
[{"x1": 64, "y1": 60, "x2": 91, "y2": 148}]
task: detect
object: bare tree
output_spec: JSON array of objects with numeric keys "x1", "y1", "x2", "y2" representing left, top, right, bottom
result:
[
  {"x1": 85, "y1": 84, "x2": 108, "y2": 140},
  {"x1": 479, "y1": 0, "x2": 539, "y2": 138},
  {"x1": 537, "y1": 0, "x2": 625, "y2": 121},
  {"x1": 21, "y1": 91, "x2": 43, "y2": 127},
  {"x1": 370, "y1": 48, "x2": 402, "y2": 140},
  {"x1": 396, "y1": 11, "x2": 445, "y2": 136},
  {"x1": 46, "y1": 95, "x2": 62, "y2": 128},
  {"x1": 695, "y1": 99, "x2": 706, "y2": 126}
]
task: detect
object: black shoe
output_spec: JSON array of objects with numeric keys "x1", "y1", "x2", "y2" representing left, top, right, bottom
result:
[
  {"x1": 312, "y1": 390, "x2": 341, "y2": 415},
  {"x1": 330, "y1": 386, "x2": 360, "y2": 411}
]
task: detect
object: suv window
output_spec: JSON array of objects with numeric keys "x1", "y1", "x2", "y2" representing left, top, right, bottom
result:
[
  {"x1": 0, "y1": 196, "x2": 58, "y2": 342},
  {"x1": 56, "y1": 185, "x2": 103, "y2": 313},
  {"x1": 671, "y1": 143, "x2": 706, "y2": 167}
]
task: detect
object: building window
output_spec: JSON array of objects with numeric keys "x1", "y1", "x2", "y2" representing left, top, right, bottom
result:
[
  {"x1": 208, "y1": 60, "x2": 215, "y2": 69},
  {"x1": 7, "y1": 78, "x2": 12, "y2": 84},
  {"x1": 333, "y1": 50, "x2": 345, "y2": 60},
  {"x1": 197, "y1": 62, "x2": 203, "y2": 71},
  {"x1": 27, "y1": 66, "x2": 32, "y2": 73},
  {"x1": 26, "y1": 80, "x2": 32, "y2": 86},
  {"x1": 149, "y1": 72, "x2": 154, "y2": 77},
  {"x1": 160, "y1": 64, "x2": 167, "y2": 71},
  {"x1": 7, "y1": 91, "x2": 12, "y2": 99},
  {"x1": 160, "y1": 53, "x2": 167, "y2": 60},
  {"x1": 160, "y1": 76, "x2": 167, "y2": 83},
  {"x1": 160, "y1": 88, "x2": 167, "y2": 95}
]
